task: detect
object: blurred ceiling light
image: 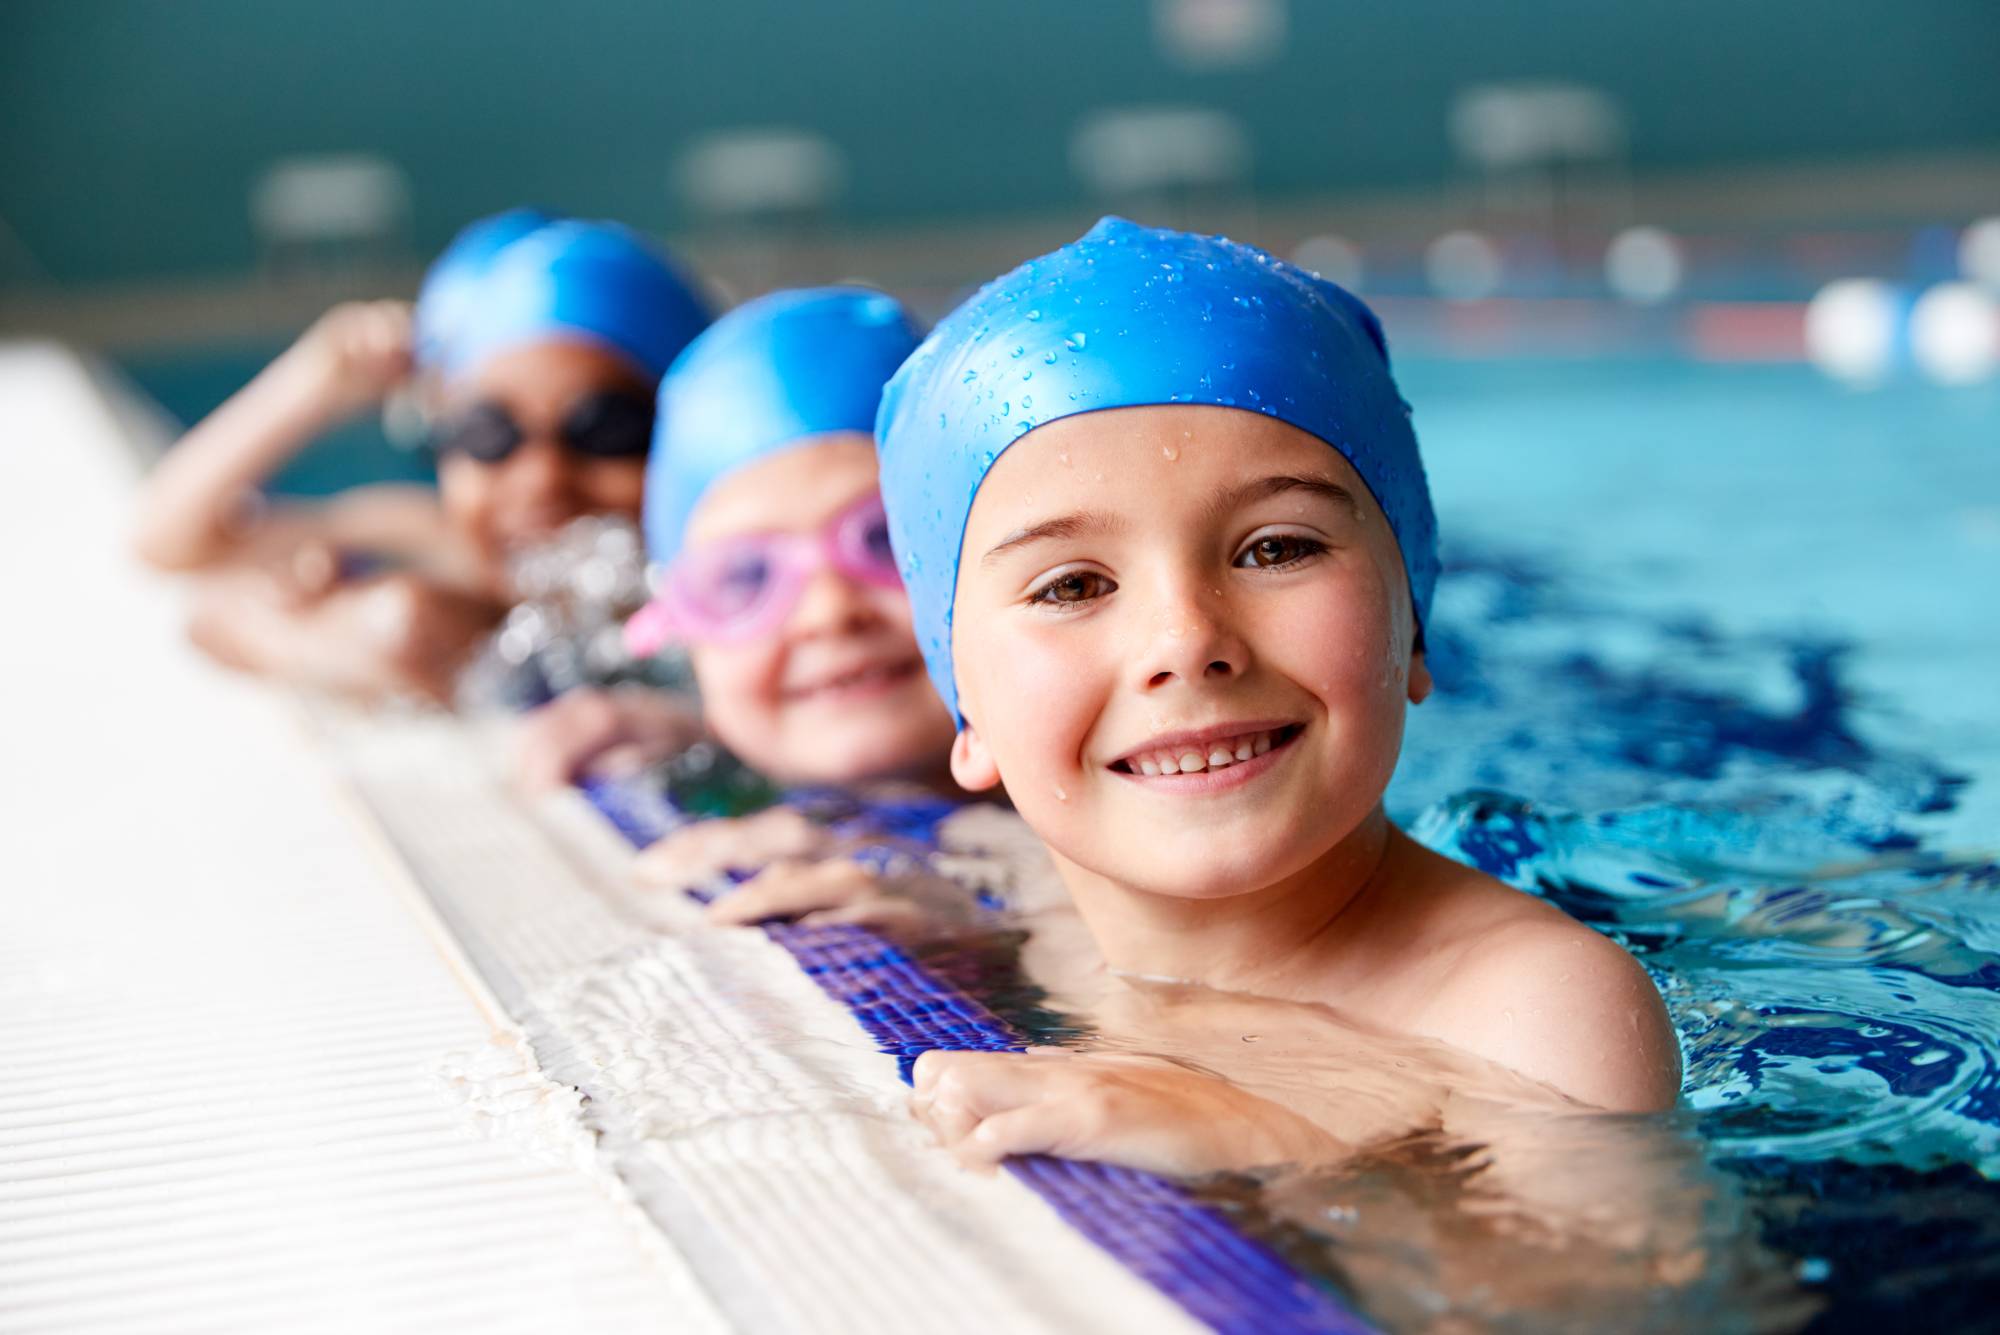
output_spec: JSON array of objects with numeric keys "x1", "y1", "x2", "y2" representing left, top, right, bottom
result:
[
  {"x1": 1153, "y1": 0, "x2": 1286, "y2": 69},
  {"x1": 1291, "y1": 234, "x2": 1364, "y2": 291},
  {"x1": 1909, "y1": 282, "x2": 2000, "y2": 386},
  {"x1": 1805, "y1": 279, "x2": 1903, "y2": 385},
  {"x1": 1425, "y1": 230, "x2": 1503, "y2": 302},
  {"x1": 674, "y1": 129, "x2": 846, "y2": 218},
  {"x1": 1450, "y1": 83, "x2": 1626, "y2": 171},
  {"x1": 1071, "y1": 107, "x2": 1251, "y2": 198},
  {"x1": 1960, "y1": 216, "x2": 2000, "y2": 291},
  {"x1": 1604, "y1": 225, "x2": 1684, "y2": 305},
  {"x1": 249, "y1": 154, "x2": 410, "y2": 246}
]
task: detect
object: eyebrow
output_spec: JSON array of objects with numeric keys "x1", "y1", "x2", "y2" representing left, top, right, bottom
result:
[
  {"x1": 1207, "y1": 473, "x2": 1362, "y2": 522},
  {"x1": 979, "y1": 510, "x2": 1124, "y2": 566},
  {"x1": 977, "y1": 474, "x2": 1359, "y2": 567}
]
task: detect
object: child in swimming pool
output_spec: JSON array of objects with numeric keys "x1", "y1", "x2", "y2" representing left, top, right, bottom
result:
[
  {"x1": 132, "y1": 210, "x2": 710, "y2": 703},
  {"x1": 874, "y1": 219, "x2": 1682, "y2": 1176},
  {"x1": 554, "y1": 288, "x2": 979, "y2": 934}
]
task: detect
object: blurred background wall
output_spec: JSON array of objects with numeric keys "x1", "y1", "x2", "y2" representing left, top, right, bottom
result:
[
  {"x1": 5, "y1": 0, "x2": 1996, "y2": 288},
  {"x1": 4, "y1": 0, "x2": 1997, "y2": 480}
]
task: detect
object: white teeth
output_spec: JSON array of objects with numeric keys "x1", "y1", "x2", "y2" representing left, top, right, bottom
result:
[{"x1": 1123, "y1": 728, "x2": 1287, "y2": 776}]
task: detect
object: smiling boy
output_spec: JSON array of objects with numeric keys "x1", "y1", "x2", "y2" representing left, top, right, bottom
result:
[{"x1": 875, "y1": 218, "x2": 1680, "y2": 1175}]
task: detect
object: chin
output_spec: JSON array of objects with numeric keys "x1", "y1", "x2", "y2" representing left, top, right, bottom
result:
[{"x1": 1106, "y1": 823, "x2": 1332, "y2": 902}]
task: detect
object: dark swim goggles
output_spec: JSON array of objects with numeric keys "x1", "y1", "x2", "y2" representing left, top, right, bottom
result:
[{"x1": 432, "y1": 390, "x2": 656, "y2": 463}]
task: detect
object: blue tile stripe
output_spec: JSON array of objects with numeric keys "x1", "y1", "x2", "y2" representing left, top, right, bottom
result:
[{"x1": 578, "y1": 774, "x2": 1374, "y2": 1334}]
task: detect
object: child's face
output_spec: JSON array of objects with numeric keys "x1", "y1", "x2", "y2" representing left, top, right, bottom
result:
[
  {"x1": 683, "y1": 435, "x2": 957, "y2": 786},
  {"x1": 436, "y1": 339, "x2": 652, "y2": 567},
  {"x1": 950, "y1": 405, "x2": 1430, "y2": 901}
]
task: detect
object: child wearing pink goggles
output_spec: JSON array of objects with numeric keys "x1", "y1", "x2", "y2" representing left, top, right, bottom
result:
[{"x1": 515, "y1": 288, "x2": 975, "y2": 934}]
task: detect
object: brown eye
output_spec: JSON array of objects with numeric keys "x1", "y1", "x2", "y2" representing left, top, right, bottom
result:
[
  {"x1": 1237, "y1": 535, "x2": 1325, "y2": 569},
  {"x1": 1031, "y1": 571, "x2": 1114, "y2": 605}
]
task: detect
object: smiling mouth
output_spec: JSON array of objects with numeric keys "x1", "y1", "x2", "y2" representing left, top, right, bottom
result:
[
  {"x1": 782, "y1": 658, "x2": 922, "y2": 702},
  {"x1": 1110, "y1": 723, "x2": 1304, "y2": 776}
]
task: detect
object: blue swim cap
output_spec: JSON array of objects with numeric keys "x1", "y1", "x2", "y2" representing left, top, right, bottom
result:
[
  {"x1": 643, "y1": 286, "x2": 924, "y2": 564},
  {"x1": 412, "y1": 208, "x2": 554, "y2": 369},
  {"x1": 413, "y1": 211, "x2": 712, "y2": 384},
  {"x1": 875, "y1": 216, "x2": 1439, "y2": 723}
]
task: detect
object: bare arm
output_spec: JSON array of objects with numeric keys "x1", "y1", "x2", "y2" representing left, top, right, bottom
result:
[
  {"x1": 132, "y1": 301, "x2": 416, "y2": 572},
  {"x1": 185, "y1": 567, "x2": 500, "y2": 703}
]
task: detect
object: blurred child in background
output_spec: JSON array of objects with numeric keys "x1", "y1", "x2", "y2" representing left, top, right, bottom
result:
[
  {"x1": 133, "y1": 209, "x2": 710, "y2": 702},
  {"x1": 522, "y1": 287, "x2": 988, "y2": 937}
]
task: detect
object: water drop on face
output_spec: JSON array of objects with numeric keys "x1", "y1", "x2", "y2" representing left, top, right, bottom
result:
[
  {"x1": 1162, "y1": 443, "x2": 1179, "y2": 461},
  {"x1": 1057, "y1": 450, "x2": 1071, "y2": 467},
  {"x1": 1054, "y1": 784, "x2": 1069, "y2": 802},
  {"x1": 1241, "y1": 1034, "x2": 1260, "y2": 1043}
]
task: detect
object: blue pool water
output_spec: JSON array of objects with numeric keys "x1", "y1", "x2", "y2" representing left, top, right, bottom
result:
[{"x1": 1383, "y1": 358, "x2": 2000, "y2": 1329}]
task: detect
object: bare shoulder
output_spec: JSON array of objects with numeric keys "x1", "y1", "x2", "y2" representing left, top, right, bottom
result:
[{"x1": 1405, "y1": 850, "x2": 1682, "y2": 1113}]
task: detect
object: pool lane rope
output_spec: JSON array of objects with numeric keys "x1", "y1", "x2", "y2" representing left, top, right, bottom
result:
[{"x1": 583, "y1": 775, "x2": 1374, "y2": 1335}]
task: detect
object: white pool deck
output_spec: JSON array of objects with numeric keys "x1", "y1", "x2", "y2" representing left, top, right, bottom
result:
[{"x1": 0, "y1": 343, "x2": 1197, "y2": 1334}]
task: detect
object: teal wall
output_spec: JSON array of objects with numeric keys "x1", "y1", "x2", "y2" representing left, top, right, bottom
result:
[{"x1": 4, "y1": 0, "x2": 1997, "y2": 288}]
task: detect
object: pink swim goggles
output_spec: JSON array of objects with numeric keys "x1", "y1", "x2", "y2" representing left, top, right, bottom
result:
[{"x1": 626, "y1": 492, "x2": 904, "y2": 652}]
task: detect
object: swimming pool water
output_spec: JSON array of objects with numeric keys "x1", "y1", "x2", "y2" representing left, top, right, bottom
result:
[{"x1": 1377, "y1": 359, "x2": 2000, "y2": 1329}]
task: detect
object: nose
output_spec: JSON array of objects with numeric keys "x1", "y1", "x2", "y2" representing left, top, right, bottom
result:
[
  {"x1": 1135, "y1": 576, "x2": 1246, "y2": 693},
  {"x1": 786, "y1": 563, "x2": 882, "y2": 638},
  {"x1": 497, "y1": 437, "x2": 580, "y2": 522}
]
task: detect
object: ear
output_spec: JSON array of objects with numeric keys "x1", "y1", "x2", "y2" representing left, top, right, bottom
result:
[
  {"x1": 950, "y1": 725, "x2": 1004, "y2": 792},
  {"x1": 1407, "y1": 646, "x2": 1433, "y2": 705}
]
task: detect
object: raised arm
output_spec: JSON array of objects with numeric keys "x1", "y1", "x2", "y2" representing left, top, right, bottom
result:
[{"x1": 131, "y1": 301, "x2": 415, "y2": 572}]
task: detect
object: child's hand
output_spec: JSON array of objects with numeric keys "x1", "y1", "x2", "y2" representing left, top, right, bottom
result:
[
  {"x1": 280, "y1": 300, "x2": 414, "y2": 422},
  {"x1": 909, "y1": 1048, "x2": 1346, "y2": 1178},
  {"x1": 632, "y1": 807, "x2": 831, "y2": 888},
  {"x1": 514, "y1": 686, "x2": 705, "y2": 791},
  {"x1": 705, "y1": 858, "x2": 984, "y2": 942}
]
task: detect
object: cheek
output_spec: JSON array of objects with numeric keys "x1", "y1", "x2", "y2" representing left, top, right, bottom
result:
[
  {"x1": 1263, "y1": 578, "x2": 1410, "y2": 748},
  {"x1": 959, "y1": 614, "x2": 1106, "y2": 779},
  {"x1": 868, "y1": 585, "x2": 919, "y2": 638},
  {"x1": 690, "y1": 642, "x2": 786, "y2": 757}
]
